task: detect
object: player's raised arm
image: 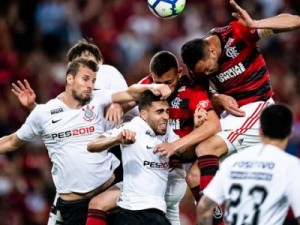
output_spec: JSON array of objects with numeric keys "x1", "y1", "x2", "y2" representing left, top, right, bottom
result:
[
  {"x1": 230, "y1": 0, "x2": 300, "y2": 32},
  {"x1": 0, "y1": 133, "x2": 27, "y2": 154},
  {"x1": 12, "y1": 79, "x2": 37, "y2": 112},
  {"x1": 111, "y1": 83, "x2": 171, "y2": 103}
]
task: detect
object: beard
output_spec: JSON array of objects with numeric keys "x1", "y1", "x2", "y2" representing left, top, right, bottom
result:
[{"x1": 72, "y1": 89, "x2": 91, "y2": 106}]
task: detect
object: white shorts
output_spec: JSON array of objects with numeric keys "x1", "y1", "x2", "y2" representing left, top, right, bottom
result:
[
  {"x1": 165, "y1": 168, "x2": 187, "y2": 225},
  {"x1": 217, "y1": 98, "x2": 274, "y2": 155}
]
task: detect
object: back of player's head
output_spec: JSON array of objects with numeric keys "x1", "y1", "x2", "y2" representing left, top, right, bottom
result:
[
  {"x1": 66, "y1": 38, "x2": 103, "y2": 63},
  {"x1": 138, "y1": 90, "x2": 163, "y2": 111},
  {"x1": 150, "y1": 51, "x2": 179, "y2": 77},
  {"x1": 181, "y1": 38, "x2": 209, "y2": 71},
  {"x1": 260, "y1": 104, "x2": 293, "y2": 139},
  {"x1": 66, "y1": 58, "x2": 99, "y2": 77}
]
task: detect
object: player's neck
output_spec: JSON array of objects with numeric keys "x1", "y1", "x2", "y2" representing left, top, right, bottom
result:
[
  {"x1": 59, "y1": 91, "x2": 84, "y2": 109},
  {"x1": 207, "y1": 35, "x2": 222, "y2": 58},
  {"x1": 261, "y1": 136, "x2": 288, "y2": 151}
]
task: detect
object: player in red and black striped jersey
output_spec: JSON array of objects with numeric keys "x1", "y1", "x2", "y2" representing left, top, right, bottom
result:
[{"x1": 173, "y1": 0, "x2": 300, "y2": 224}]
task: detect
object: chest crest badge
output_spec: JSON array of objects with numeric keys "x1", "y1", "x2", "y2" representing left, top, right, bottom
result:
[{"x1": 82, "y1": 105, "x2": 97, "y2": 122}]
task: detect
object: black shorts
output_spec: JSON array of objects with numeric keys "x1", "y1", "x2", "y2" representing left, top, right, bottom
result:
[
  {"x1": 115, "y1": 208, "x2": 171, "y2": 225},
  {"x1": 56, "y1": 197, "x2": 91, "y2": 225}
]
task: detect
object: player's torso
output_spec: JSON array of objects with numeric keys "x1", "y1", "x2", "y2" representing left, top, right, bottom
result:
[
  {"x1": 224, "y1": 144, "x2": 296, "y2": 225},
  {"x1": 209, "y1": 23, "x2": 273, "y2": 106},
  {"x1": 168, "y1": 76, "x2": 211, "y2": 137},
  {"x1": 118, "y1": 117, "x2": 171, "y2": 211}
]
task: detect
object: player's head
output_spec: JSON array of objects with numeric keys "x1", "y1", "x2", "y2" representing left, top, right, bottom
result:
[
  {"x1": 181, "y1": 38, "x2": 219, "y2": 81},
  {"x1": 66, "y1": 38, "x2": 103, "y2": 64},
  {"x1": 138, "y1": 90, "x2": 170, "y2": 135},
  {"x1": 150, "y1": 51, "x2": 182, "y2": 94},
  {"x1": 65, "y1": 58, "x2": 99, "y2": 105},
  {"x1": 260, "y1": 104, "x2": 293, "y2": 140}
]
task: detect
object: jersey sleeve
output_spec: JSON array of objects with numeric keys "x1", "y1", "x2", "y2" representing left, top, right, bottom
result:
[
  {"x1": 191, "y1": 86, "x2": 213, "y2": 112},
  {"x1": 286, "y1": 160, "x2": 300, "y2": 218},
  {"x1": 232, "y1": 21, "x2": 259, "y2": 44},
  {"x1": 93, "y1": 90, "x2": 113, "y2": 107},
  {"x1": 16, "y1": 105, "x2": 43, "y2": 141}
]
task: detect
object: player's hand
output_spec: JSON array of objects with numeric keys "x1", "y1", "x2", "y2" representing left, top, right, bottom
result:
[
  {"x1": 229, "y1": 0, "x2": 256, "y2": 28},
  {"x1": 218, "y1": 94, "x2": 246, "y2": 117},
  {"x1": 153, "y1": 142, "x2": 176, "y2": 158},
  {"x1": 149, "y1": 84, "x2": 171, "y2": 100},
  {"x1": 117, "y1": 129, "x2": 136, "y2": 144},
  {"x1": 11, "y1": 79, "x2": 37, "y2": 111},
  {"x1": 105, "y1": 103, "x2": 124, "y2": 125},
  {"x1": 194, "y1": 106, "x2": 208, "y2": 128}
]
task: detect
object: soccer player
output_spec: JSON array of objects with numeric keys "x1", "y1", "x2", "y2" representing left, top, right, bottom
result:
[
  {"x1": 156, "y1": 0, "x2": 300, "y2": 223},
  {"x1": 0, "y1": 57, "x2": 171, "y2": 225},
  {"x1": 84, "y1": 51, "x2": 220, "y2": 225},
  {"x1": 12, "y1": 38, "x2": 132, "y2": 225},
  {"x1": 87, "y1": 90, "x2": 178, "y2": 225},
  {"x1": 197, "y1": 103, "x2": 300, "y2": 225}
]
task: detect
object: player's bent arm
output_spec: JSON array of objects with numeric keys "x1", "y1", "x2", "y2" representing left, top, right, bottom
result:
[
  {"x1": 0, "y1": 133, "x2": 27, "y2": 153},
  {"x1": 172, "y1": 110, "x2": 221, "y2": 154},
  {"x1": 111, "y1": 84, "x2": 171, "y2": 103},
  {"x1": 197, "y1": 195, "x2": 216, "y2": 225},
  {"x1": 87, "y1": 135, "x2": 120, "y2": 153}
]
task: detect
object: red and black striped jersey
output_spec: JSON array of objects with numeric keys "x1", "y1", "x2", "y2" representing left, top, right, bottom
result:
[
  {"x1": 139, "y1": 74, "x2": 212, "y2": 137},
  {"x1": 208, "y1": 21, "x2": 274, "y2": 106}
]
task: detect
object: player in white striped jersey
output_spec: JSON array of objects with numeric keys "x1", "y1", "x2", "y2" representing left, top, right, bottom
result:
[
  {"x1": 0, "y1": 58, "x2": 171, "y2": 225},
  {"x1": 197, "y1": 104, "x2": 300, "y2": 225},
  {"x1": 87, "y1": 90, "x2": 177, "y2": 225}
]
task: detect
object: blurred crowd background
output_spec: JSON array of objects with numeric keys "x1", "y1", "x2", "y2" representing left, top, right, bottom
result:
[{"x1": 0, "y1": 0, "x2": 299, "y2": 224}]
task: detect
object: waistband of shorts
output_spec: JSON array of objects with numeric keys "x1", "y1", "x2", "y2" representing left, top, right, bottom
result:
[{"x1": 59, "y1": 174, "x2": 115, "y2": 201}]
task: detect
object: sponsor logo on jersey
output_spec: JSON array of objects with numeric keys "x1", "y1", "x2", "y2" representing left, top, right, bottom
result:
[
  {"x1": 50, "y1": 108, "x2": 63, "y2": 115},
  {"x1": 82, "y1": 105, "x2": 97, "y2": 122},
  {"x1": 143, "y1": 160, "x2": 169, "y2": 169},
  {"x1": 233, "y1": 161, "x2": 275, "y2": 169},
  {"x1": 216, "y1": 63, "x2": 246, "y2": 83},
  {"x1": 52, "y1": 119, "x2": 62, "y2": 124},
  {"x1": 146, "y1": 145, "x2": 154, "y2": 149},
  {"x1": 50, "y1": 126, "x2": 95, "y2": 139},
  {"x1": 169, "y1": 119, "x2": 180, "y2": 130}
]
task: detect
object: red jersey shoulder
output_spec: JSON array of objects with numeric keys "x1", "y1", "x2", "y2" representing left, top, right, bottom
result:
[{"x1": 139, "y1": 74, "x2": 153, "y2": 84}]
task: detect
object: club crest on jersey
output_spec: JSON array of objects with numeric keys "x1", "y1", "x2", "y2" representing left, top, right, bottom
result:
[
  {"x1": 82, "y1": 105, "x2": 97, "y2": 122},
  {"x1": 171, "y1": 97, "x2": 182, "y2": 109},
  {"x1": 225, "y1": 38, "x2": 239, "y2": 58}
]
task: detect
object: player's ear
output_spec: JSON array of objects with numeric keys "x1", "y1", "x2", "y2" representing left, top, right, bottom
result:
[
  {"x1": 178, "y1": 67, "x2": 183, "y2": 76},
  {"x1": 140, "y1": 109, "x2": 148, "y2": 121},
  {"x1": 66, "y1": 74, "x2": 74, "y2": 85}
]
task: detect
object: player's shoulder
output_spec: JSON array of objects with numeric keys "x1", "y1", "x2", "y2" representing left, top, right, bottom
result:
[{"x1": 98, "y1": 64, "x2": 122, "y2": 76}]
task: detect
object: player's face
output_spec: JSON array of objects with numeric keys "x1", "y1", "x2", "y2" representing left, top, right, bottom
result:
[
  {"x1": 142, "y1": 101, "x2": 170, "y2": 135},
  {"x1": 152, "y1": 67, "x2": 182, "y2": 94},
  {"x1": 70, "y1": 65, "x2": 96, "y2": 104},
  {"x1": 189, "y1": 54, "x2": 219, "y2": 81}
]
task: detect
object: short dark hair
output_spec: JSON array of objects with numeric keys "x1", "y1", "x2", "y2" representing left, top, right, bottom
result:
[
  {"x1": 66, "y1": 58, "x2": 99, "y2": 77},
  {"x1": 260, "y1": 104, "x2": 293, "y2": 139},
  {"x1": 181, "y1": 39, "x2": 209, "y2": 71},
  {"x1": 138, "y1": 90, "x2": 163, "y2": 111},
  {"x1": 150, "y1": 51, "x2": 179, "y2": 77},
  {"x1": 66, "y1": 38, "x2": 103, "y2": 63}
]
